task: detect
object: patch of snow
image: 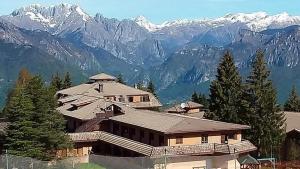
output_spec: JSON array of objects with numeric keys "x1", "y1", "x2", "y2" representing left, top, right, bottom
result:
[{"x1": 75, "y1": 6, "x2": 89, "y2": 21}]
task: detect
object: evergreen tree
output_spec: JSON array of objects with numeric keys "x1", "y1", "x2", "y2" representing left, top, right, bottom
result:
[
  {"x1": 135, "y1": 81, "x2": 146, "y2": 91},
  {"x1": 25, "y1": 76, "x2": 72, "y2": 159},
  {"x1": 284, "y1": 85, "x2": 300, "y2": 112},
  {"x1": 191, "y1": 92, "x2": 199, "y2": 103},
  {"x1": 5, "y1": 76, "x2": 72, "y2": 160},
  {"x1": 147, "y1": 80, "x2": 157, "y2": 97},
  {"x1": 207, "y1": 51, "x2": 243, "y2": 123},
  {"x1": 242, "y1": 50, "x2": 285, "y2": 157},
  {"x1": 50, "y1": 72, "x2": 62, "y2": 91},
  {"x1": 62, "y1": 72, "x2": 72, "y2": 89},
  {"x1": 117, "y1": 74, "x2": 125, "y2": 84},
  {"x1": 4, "y1": 87, "x2": 45, "y2": 158},
  {"x1": 191, "y1": 92, "x2": 209, "y2": 109},
  {"x1": 198, "y1": 93, "x2": 209, "y2": 109},
  {"x1": 1, "y1": 69, "x2": 32, "y2": 117}
]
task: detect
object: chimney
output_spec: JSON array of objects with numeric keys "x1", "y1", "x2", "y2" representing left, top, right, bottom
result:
[
  {"x1": 134, "y1": 83, "x2": 138, "y2": 89},
  {"x1": 98, "y1": 83, "x2": 103, "y2": 92}
]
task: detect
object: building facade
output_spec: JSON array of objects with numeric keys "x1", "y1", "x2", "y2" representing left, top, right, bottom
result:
[{"x1": 57, "y1": 73, "x2": 257, "y2": 169}]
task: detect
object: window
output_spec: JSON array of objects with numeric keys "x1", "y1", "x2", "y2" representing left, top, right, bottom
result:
[
  {"x1": 140, "y1": 131, "x2": 145, "y2": 138},
  {"x1": 228, "y1": 134, "x2": 235, "y2": 139},
  {"x1": 149, "y1": 133, "x2": 154, "y2": 145},
  {"x1": 129, "y1": 128, "x2": 136, "y2": 139},
  {"x1": 201, "y1": 135, "x2": 208, "y2": 143},
  {"x1": 141, "y1": 95, "x2": 150, "y2": 102},
  {"x1": 221, "y1": 134, "x2": 228, "y2": 144},
  {"x1": 176, "y1": 136, "x2": 183, "y2": 144},
  {"x1": 128, "y1": 96, "x2": 134, "y2": 102},
  {"x1": 118, "y1": 95, "x2": 125, "y2": 102},
  {"x1": 159, "y1": 136, "x2": 165, "y2": 146},
  {"x1": 113, "y1": 123, "x2": 119, "y2": 134}
]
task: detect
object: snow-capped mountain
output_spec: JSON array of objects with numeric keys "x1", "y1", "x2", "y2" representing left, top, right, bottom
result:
[
  {"x1": 1, "y1": 3, "x2": 300, "y2": 105},
  {"x1": 135, "y1": 12, "x2": 300, "y2": 32},
  {"x1": 4, "y1": 3, "x2": 90, "y2": 32}
]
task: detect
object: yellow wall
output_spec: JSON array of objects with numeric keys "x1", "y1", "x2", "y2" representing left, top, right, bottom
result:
[
  {"x1": 187, "y1": 108, "x2": 200, "y2": 113},
  {"x1": 154, "y1": 155, "x2": 241, "y2": 169},
  {"x1": 208, "y1": 135, "x2": 221, "y2": 144},
  {"x1": 212, "y1": 154, "x2": 240, "y2": 169},
  {"x1": 168, "y1": 134, "x2": 201, "y2": 146},
  {"x1": 228, "y1": 133, "x2": 242, "y2": 144},
  {"x1": 168, "y1": 133, "x2": 224, "y2": 146}
]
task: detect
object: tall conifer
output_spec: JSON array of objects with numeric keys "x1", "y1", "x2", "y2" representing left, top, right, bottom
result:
[
  {"x1": 50, "y1": 72, "x2": 62, "y2": 91},
  {"x1": 117, "y1": 74, "x2": 125, "y2": 84},
  {"x1": 4, "y1": 75, "x2": 71, "y2": 160},
  {"x1": 284, "y1": 85, "x2": 300, "y2": 112},
  {"x1": 62, "y1": 72, "x2": 72, "y2": 89},
  {"x1": 207, "y1": 51, "x2": 243, "y2": 123},
  {"x1": 242, "y1": 50, "x2": 285, "y2": 157},
  {"x1": 147, "y1": 80, "x2": 157, "y2": 97}
]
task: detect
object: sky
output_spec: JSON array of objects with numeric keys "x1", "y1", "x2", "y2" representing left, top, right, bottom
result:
[{"x1": 1, "y1": 0, "x2": 300, "y2": 23}]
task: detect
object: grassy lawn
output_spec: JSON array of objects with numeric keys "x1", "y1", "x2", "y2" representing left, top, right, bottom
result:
[{"x1": 78, "y1": 163, "x2": 106, "y2": 169}]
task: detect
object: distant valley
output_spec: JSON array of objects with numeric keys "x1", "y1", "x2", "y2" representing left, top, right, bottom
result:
[{"x1": 1, "y1": 4, "x2": 300, "y2": 106}]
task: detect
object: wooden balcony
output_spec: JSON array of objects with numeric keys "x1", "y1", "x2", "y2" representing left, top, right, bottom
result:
[{"x1": 69, "y1": 131, "x2": 256, "y2": 158}]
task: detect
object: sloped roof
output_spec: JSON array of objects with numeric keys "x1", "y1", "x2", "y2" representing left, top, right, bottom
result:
[
  {"x1": 57, "y1": 98, "x2": 108, "y2": 120},
  {"x1": 56, "y1": 80, "x2": 162, "y2": 108},
  {"x1": 238, "y1": 154, "x2": 259, "y2": 165},
  {"x1": 284, "y1": 111, "x2": 300, "y2": 132},
  {"x1": 186, "y1": 101, "x2": 204, "y2": 108},
  {"x1": 89, "y1": 73, "x2": 117, "y2": 81},
  {"x1": 110, "y1": 105, "x2": 250, "y2": 134},
  {"x1": 166, "y1": 101, "x2": 204, "y2": 113},
  {"x1": 58, "y1": 82, "x2": 151, "y2": 98}
]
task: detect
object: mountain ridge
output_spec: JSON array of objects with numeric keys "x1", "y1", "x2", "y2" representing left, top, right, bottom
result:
[{"x1": 1, "y1": 4, "x2": 300, "y2": 106}]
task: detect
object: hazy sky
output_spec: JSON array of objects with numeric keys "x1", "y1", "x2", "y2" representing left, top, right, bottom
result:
[{"x1": 1, "y1": 0, "x2": 300, "y2": 23}]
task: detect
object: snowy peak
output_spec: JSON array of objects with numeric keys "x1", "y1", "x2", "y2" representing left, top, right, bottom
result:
[
  {"x1": 134, "y1": 12, "x2": 300, "y2": 32},
  {"x1": 9, "y1": 3, "x2": 90, "y2": 28},
  {"x1": 134, "y1": 16, "x2": 160, "y2": 31}
]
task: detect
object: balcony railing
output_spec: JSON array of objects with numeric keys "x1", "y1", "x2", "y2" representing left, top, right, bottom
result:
[{"x1": 69, "y1": 131, "x2": 256, "y2": 158}]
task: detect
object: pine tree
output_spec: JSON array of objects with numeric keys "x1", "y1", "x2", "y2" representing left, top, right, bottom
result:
[
  {"x1": 62, "y1": 72, "x2": 72, "y2": 89},
  {"x1": 1, "y1": 69, "x2": 32, "y2": 117},
  {"x1": 136, "y1": 81, "x2": 144, "y2": 90},
  {"x1": 198, "y1": 93, "x2": 209, "y2": 109},
  {"x1": 4, "y1": 76, "x2": 72, "y2": 160},
  {"x1": 147, "y1": 80, "x2": 157, "y2": 97},
  {"x1": 242, "y1": 50, "x2": 285, "y2": 157},
  {"x1": 191, "y1": 92, "x2": 209, "y2": 109},
  {"x1": 191, "y1": 92, "x2": 199, "y2": 103},
  {"x1": 207, "y1": 51, "x2": 243, "y2": 123},
  {"x1": 284, "y1": 85, "x2": 300, "y2": 112},
  {"x1": 4, "y1": 87, "x2": 46, "y2": 158},
  {"x1": 117, "y1": 74, "x2": 125, "y2": 84},
  {"x1": 25, "y1": 76, "x2": 72, "y2": 159},
  {"x1": 50, "y1": 72, "x2": 62, "y2": 91}
]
